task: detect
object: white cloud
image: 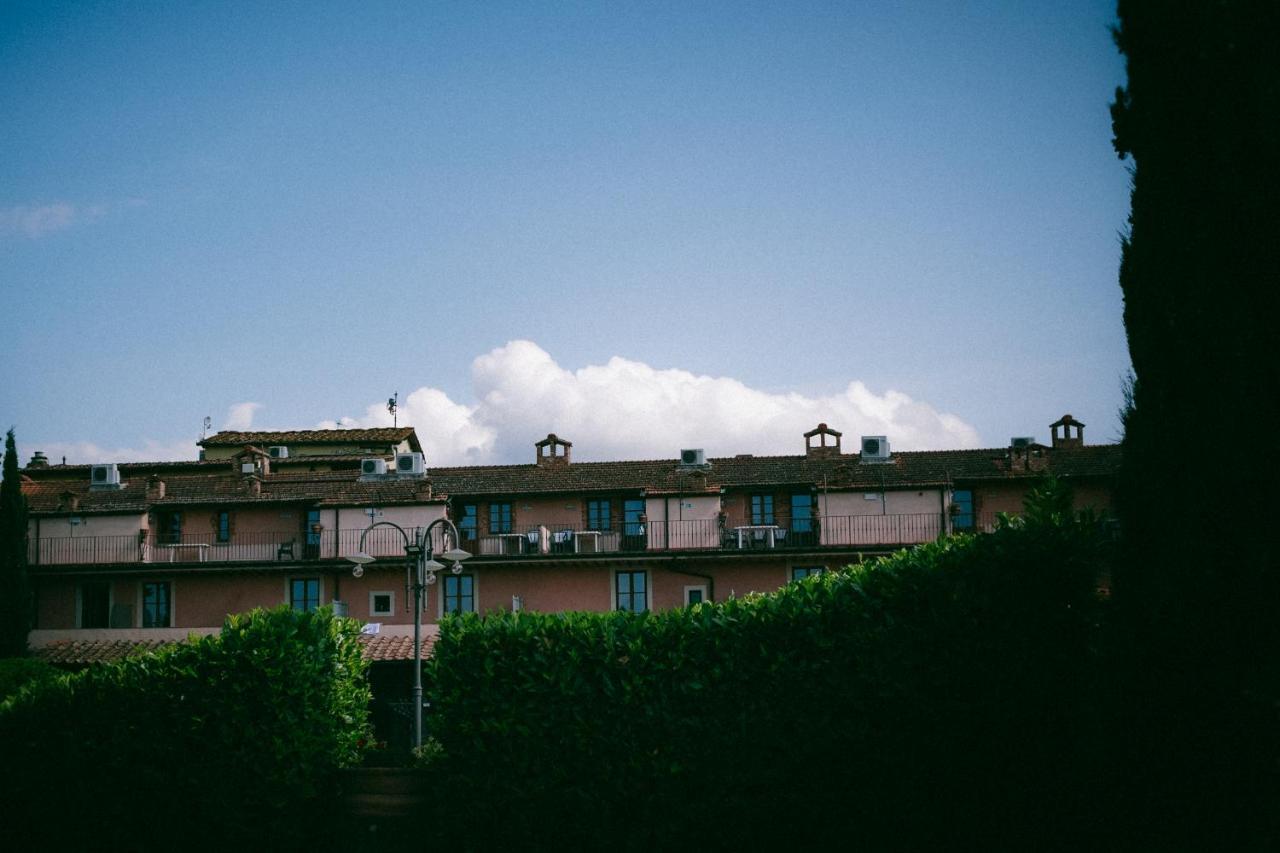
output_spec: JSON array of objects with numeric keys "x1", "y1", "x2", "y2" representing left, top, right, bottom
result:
[
  {"x1": 223, "y1": 402, "x2": 262, "y2": 431},
  {"x1": 0, "y1": 203, "x2": 77, "y2": 238},
  {"x1": 23, "y1": 439, "x2": 201, "y2": 466},
  {"x1": 0, "y1": 198, "x2": 147, "y2": 239},
  {"x1": 326, "y1": 340, "x2": 981, "y2": 465}
]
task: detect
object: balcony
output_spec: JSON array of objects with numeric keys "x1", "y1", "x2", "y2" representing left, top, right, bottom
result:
[
  {"x1": 27, "y1": 525, "x2": 456, "y2": 568},
  {"x1": 27, "y1": 514, "x2": 1010, "y2": 568}
]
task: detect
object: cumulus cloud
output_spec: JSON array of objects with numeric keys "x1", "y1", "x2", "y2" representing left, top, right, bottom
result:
[
  {"x1": 22, "y1": 439, "x2": 201, "y2": 466},
  {"x1": 325, "y1": 341, "x2": 981, "y2": 465},
  {"x1": 223, "y1": 402, "x2": 262, "y2": 431}
]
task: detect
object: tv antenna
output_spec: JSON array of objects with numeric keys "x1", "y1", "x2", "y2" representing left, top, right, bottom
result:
[
  {"x1": 201, "y1": 415, "x2": 212, "y2": 439},
  {"x1": 387, "y1": 392, "x2": 398, "y2": 427}
]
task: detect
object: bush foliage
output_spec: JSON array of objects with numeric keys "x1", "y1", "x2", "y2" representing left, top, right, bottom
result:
[
  {"x1": 0, "y1": 656, "x2": 61, "y2": 701},
  {"x1": 422, "y1": 502, "x2": 1111, "y2": 848},
  {"x1": 0, "y1": 605, "x2": 372, "y2": 850}
]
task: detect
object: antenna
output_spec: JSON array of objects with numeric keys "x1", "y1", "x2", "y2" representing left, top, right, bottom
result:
[
  {"x1": 201, "y1": 416, "x2": 212, "y2": 439},
  {"x1": 387, "y1": 392, "x2": 398, "y2": 427}
]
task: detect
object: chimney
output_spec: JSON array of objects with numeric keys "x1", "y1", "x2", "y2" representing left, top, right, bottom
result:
[
  {"x1": 1049, "y1": 414, "x2": 1085, "y2": 449},
  {"x1": 535, "y1": 434, "x2": 572, "y2": 467},
  {"x1": 58, "y1": 491, "x2": 80, "y2": 512},
  {"x1": 27, "y1": 451, "x2": 49, "y2": 468},
  {"x1": 146, "y1": 476, "x2": 166, "y2": 500},
  {"x1": 804, "y1": 423, "x2": 843, "y2": 459},
  {"x1": 414, "y1": 478, "x2": 433, "y2": 501},
  {"x1": 243, "y1": 476, "x2": 262, "y2": 497}
]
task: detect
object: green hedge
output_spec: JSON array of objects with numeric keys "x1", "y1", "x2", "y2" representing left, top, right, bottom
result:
[
  {"x1": 0, "y1": 605, "x2": 372, "y2": 850},
  {"x1": 0, "y1": 656, "x2": 62, "y2": 701},
  {"x1": 423, "y1": 508, "x2": 1111, "y2": 848}
]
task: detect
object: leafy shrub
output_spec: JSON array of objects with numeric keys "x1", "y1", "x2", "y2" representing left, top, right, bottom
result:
[
  {"x1": 0, "y1": 656, "x2": 61, "y2": 701},
  {"x1": 0, "y1": 605, "x2": 372, "y2": 850},
  {"x1": 422, "y1": 505, "x2": 1111, "y2": 848}
]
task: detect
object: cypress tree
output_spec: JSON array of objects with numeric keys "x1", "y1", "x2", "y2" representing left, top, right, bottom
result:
[
  {"x1": 1110, "y1": 1, "x2": 1280, "y2": 845},
  {"x1": 0, "y1": 429, "x2": 31, "y2": 656}
]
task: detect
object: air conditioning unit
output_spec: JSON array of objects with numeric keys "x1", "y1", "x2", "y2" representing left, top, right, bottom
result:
[
  {"x1": 395, "y1": 452, "x2": 425, "y2": 475},
  {"x1": 679, "y1": 448, "x2": 707, "y2": 467},
  {"x1": 1010, "y1": 437, "x2": 1035, "y2": 449},
  {"x1": 268, "y1": 445, "x2": 289, "y2": 459},
  {"x1": 90, "y1": 463, "x2": 120, "y2": 487},
  {"x1": 240, "y1": 461, "x2": 257, "y2": 475},
  {"x1": 361, "y1": 458, "x2": 387, "y2": 476},
  {"x1": 860, "y1": 436, "x2": 890, "y2": 462}
]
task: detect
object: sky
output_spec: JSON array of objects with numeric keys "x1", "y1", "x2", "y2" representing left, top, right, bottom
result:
[{"x1": 0, "y1": 1, "x2": 1132, "y2": 466}]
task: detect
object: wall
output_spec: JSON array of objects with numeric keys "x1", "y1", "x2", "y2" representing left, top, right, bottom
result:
[
  {"x1": 30, "y1": 513, "x2": 148, "y2": 564},
  {"x1": 819, "y1": 489, "x2": 945, "y2": 545}
]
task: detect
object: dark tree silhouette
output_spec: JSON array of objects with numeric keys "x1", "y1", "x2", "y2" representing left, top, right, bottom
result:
[
  {"x1": 1111, "y1": 0, "x2": 1280, "y2": 845},
  {"x1": 0, "y1": 429, "x2": 31, "y2": 656}
]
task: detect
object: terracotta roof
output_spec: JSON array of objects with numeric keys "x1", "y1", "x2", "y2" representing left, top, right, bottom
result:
[
  {"x1": 23, "y1": 469, "x2": 441, "y2": 514},
  {"x1": 33, "y1": 632, "x2": 436, "y2": 665},
  {"x1": 426, "y1": 444, "x2": 1122, "y2": 497},
  {"x1": 199, "y1": 428, "x2": 417, "y2": 447},
  {"x1": 34, "y1": 638, "x2": 175, "y2": 664},
  {"x1": 22, "y1": 444, "x2": 1120, "y2": 513}
]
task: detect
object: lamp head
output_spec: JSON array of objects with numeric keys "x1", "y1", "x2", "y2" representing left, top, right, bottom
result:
[
  {"x1": 347, "y1": 553, "x2": 375, "y2": 565},
  {"x1": 451, "y1": 561, "x2": 464, "y2": 574},
  {"x1": 441, "y1": 547, "x2": 471, "y2": 563},
  {"x1": 351, "y1": 565, "x2": 364, "y2": 578}
]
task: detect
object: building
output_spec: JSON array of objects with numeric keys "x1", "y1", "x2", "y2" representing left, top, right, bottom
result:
[{"x1": 18, "y1": 414, "x2": 1117, "y2": 664}]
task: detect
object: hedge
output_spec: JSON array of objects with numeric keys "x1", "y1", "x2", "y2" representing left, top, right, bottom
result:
[
  {"x1": 0, "y1": 656, "x2": 61, "y2": 701},
  {"x1": 421, "y1": 502, "x2": 1111, "y2": 849},
  {"x1": 0, "y1": 605, "x2": 372, "y2": 850}
]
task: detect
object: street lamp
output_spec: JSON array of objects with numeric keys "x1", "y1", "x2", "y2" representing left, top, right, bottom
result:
[{"x1": 347, "y1": 517, "x2": 470, "y2": 750}]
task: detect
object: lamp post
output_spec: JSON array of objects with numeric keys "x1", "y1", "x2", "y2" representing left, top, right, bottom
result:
[{"x1": 347, "y1": 518, "x2": 470, "y2": 751}]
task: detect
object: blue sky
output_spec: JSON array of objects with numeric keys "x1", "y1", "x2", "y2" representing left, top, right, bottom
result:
[{"x1": 0, "y1": 1, "x2": 1131, "y2": 465}]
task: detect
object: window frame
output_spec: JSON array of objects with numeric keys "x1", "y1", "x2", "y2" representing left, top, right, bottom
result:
[
  {"x1": 488, "y1": 503, "x2": 513, "y2": 535},
  {"x1": 586, "y1": 499, "x2": 612, "y2": 532},
  {"x1": 369, "y1": 590, "x2": 395, "y2": 617},
  {"x1": 951, "y1": 489, "x2": 976, "y2": 531},
  {"x1": 790, "y1": 565, "x2": 826, "y2": 583},
  {"x1": 614, "y1": 569, "x2": 649, "y2": 613},
  {"x1": 288, "y1": 577, "x2": 322, "y2": 613},
  {"x1": 457, "y1": 504, "x2": 478, "y2": 542},
  {"x1": 141, "y1": 580, "x2": 172, "y2": 628},
  {"x1": 440, "y1": 573, "x2": 476, "y2": 616},
  {"x1": 750, "y1": 494, "x2": 775, "y2": 525},
  {"x1": 789, "y1": 493, "x2": 813, "y2": 533},
  {"x1": 683, "y1": 584, "x2": 708, "y2": 606},
  {"x1": 215, "y1": 511, "x2": 231, "y2": 544}
]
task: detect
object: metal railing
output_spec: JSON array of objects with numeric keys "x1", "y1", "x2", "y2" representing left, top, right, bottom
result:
[{"x1": 28, "y1": 514, "x2": 1013, "y2": 567}]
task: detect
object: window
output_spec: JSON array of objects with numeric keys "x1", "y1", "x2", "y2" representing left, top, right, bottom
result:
[
  {"x1": 616, "y1": 570, "x2": 647, "y2": 612},
  {"x1": 458, "y1": 504, "x2": 478, "y2": 542},
  {"x1": 751, "y1": 494, "x2": 775, "y2": 525},
  {"x1": 790, "y1": 565, "x2": 825, "y2": 582},
  {"x1": 369, "y1": 591, "x2": 394, "y2": 617},
  {"x1": 684, "y1": 585, "x2": 707, "y2": 606},
  {"x1": 156, "y1": 510, "x2": 183, "y2": 545},
  {"x1": 289, "y1": 578, "x2": 320, "y2": 612},
  {"x1": 952, "y1": 490, "x2": 975, "y2": 531},
  {"x1": 442, "y1": 574, "x2": 474, "y2": 615},
  {"x1": 790, "y1": 494, "x2": 813, "y2": 533},
  {"x1": 622, "y1": 499, "x2": 646, "y2": 550},
  {"x1": 488, "y1": 503, "x2": 512, "y2": 534},
  {"x1": 216, "y1": 511, "x2": 231, "y2": 543},
  {"x1": 587, "y1": 499, "x2": 612, "y2": 531},
  {"x1": 78, "y1": 580, "x2": 110, "y2": 628},
  {"x1": 142, "y1": 581, "x2": 171, "y2": 628}
]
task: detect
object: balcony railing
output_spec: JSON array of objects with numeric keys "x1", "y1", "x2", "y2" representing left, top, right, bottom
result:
[{"x1": 27, "y1": 514, "x2": 1010, "y2": 567}]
